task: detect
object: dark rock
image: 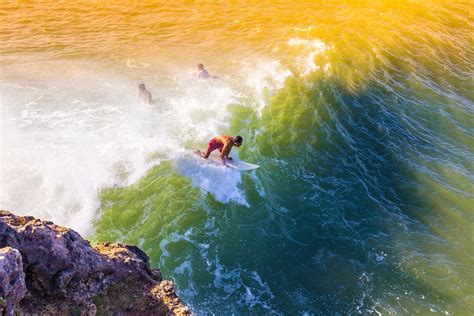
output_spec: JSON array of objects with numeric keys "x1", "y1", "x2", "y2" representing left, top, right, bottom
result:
[
  {"x1": 0, "y1": 247, "x2": 27, "y2": 316},
  {"x1": 0, "y1": 210, "x2": 191, "y2": 315}
]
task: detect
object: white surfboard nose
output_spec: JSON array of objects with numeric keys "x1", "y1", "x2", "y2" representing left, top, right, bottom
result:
[{"x1": 191, "y1": 149, "x2": 259, "y2": 171}]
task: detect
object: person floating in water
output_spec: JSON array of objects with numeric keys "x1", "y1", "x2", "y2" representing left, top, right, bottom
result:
[
  {"x1": 197, "y1": 63, "x2": 211, "y2": 79},
  {"x1": 197, "y1": 135, "x2": 243, "y2": 165},
  {"x1": 138, "y1": 83, "x2": 152, "y2": 104}
]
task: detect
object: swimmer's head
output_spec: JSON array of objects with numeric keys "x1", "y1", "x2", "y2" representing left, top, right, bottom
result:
[
  {"x1": 139, "y1": 83, "x2": 146, "y2": 90},
  {"x1": 198, "y1": 63, "x2": 204, "y2": 70}
]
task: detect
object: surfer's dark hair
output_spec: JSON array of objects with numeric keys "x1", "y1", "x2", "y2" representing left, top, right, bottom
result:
[{"x1": 235, "y1": 136, "x2": 243, "y2": 143}]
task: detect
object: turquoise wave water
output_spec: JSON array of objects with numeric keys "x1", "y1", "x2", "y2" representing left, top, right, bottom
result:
[{"x1": 93, "y1": 55, "x2": 473, "y2": 314}]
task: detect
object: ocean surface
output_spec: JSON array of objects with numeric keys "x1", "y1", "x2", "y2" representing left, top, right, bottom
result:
[{"x1": 1, "y1": 1, "x2": 473, "y2": 314}]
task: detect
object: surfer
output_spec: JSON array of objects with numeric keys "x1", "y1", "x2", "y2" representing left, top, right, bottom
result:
[
  {"x1": 197, "y1": 63, "x2": 211, "y2": 79},
  {"x1": 138, "y1": 83, "x2": 152, "y2": 104},
  {"x1": 198, "y1": 135, "x2": 243, "y2": 165}
]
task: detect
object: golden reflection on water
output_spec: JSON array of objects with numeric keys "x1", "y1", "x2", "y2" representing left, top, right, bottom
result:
[{"x1": 1, "y1": 1, "x2": 470, "y2": 74}]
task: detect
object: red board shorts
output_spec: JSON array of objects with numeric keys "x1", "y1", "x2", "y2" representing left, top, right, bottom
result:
[{"x1": 206, "y1": 138, "x2": 223, "y2": 153}]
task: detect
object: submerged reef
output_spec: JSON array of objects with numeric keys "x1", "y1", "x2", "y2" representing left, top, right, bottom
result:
[{"x1": 0, "y1": 210, "x2": 191, "y2": 315}]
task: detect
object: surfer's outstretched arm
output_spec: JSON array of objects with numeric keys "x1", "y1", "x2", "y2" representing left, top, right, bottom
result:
[{"x1": 220, "y1": 141, "x2": 233, "y2": 164}]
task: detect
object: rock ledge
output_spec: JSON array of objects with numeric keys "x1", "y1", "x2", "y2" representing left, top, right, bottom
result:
[{"x1": 0, "y1": 210, "x2": 191, "y2": 315}]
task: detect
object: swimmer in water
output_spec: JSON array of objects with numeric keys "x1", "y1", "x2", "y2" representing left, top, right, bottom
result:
[
  {"x1": 138, "y1": 83, "x2": 152, "y2": 104},
  {"x1": 197, "y1": 63, "x2": 211, "y2": 79}
]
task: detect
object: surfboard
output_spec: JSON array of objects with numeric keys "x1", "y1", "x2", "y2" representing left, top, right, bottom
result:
[{"x1": 193, "y1": 150, "x2": 259, "y2": 171}]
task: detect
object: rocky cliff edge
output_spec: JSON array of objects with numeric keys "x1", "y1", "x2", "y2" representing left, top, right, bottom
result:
[{"x1": 0, "y1": 210, "x2": 191, "y2": 315}]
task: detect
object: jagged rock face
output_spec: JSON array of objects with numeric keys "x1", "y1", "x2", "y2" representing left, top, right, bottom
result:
[
  {"x1": 0, "y1": 210, "x2": 191, "y2": 315},
  {"x1": 0, "y1": 247, "x2": 27, "y2": 315}
]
